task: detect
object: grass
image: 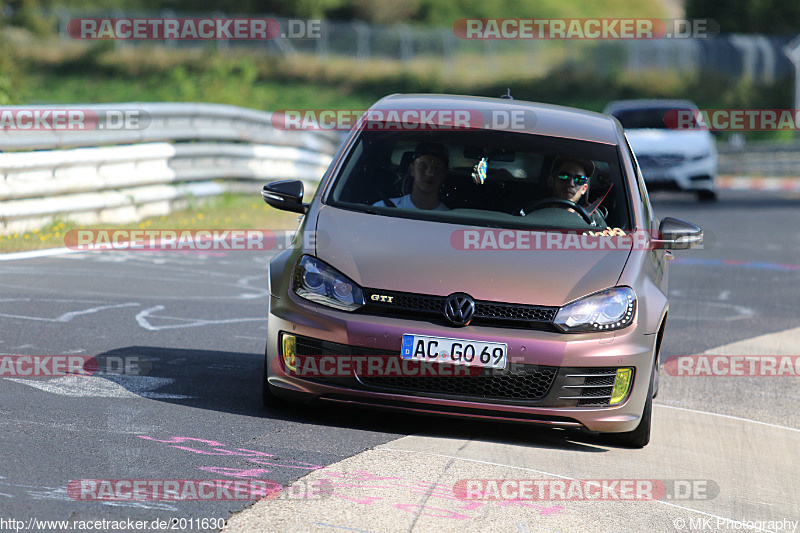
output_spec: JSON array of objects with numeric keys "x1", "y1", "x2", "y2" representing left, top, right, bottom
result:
[
  {"x1": 0, "y1": 193, "x2": 305, "y2": 253},
  {"x1": 21, "y1": 71, "x2": 374, "y2": 110}
]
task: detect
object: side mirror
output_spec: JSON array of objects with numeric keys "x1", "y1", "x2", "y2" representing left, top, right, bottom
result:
[
  {"x1": 653, "y1": 217, "x2": 703, "y2": 250},
  {"x1": 261, "y1": 180, "x2": 308, "y2": 214}
]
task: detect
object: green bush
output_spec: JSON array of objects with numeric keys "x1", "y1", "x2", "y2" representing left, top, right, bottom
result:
[{"x1": 13, "y1": 41, "x2": 794, "y2": 140}]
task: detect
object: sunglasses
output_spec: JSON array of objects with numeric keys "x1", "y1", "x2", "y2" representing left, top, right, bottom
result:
[{"x1": 555, "y1": 172, "x2": 589, "y2": 185}]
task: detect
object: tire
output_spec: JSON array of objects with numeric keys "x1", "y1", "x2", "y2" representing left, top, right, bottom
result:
[
  {"x1": 652, "y1": 363, "x2": 660, "y2": 400},
  {"x1": 651, "y1": 320, "x2": 666, "y2": 400},
  {"x1": 697, "y1": 189, "x2": 717, "y2": 202}
]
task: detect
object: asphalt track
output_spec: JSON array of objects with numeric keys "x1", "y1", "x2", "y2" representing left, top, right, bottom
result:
[{"x1": 0, "y1": 189, "x2": 798, "y2": 533}]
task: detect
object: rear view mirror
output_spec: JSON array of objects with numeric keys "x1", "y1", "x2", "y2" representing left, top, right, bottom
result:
[{"x1": 261, "y1": 180, "x2": 308, "y2": 214}]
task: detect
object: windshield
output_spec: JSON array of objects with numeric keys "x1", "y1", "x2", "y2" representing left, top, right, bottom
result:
[
  {"x1": 326, "y1": 128, "x2": 632, "y2": 230},
  {"x1": 612, "y1": 106, "x2": 697, "y2": 129}
]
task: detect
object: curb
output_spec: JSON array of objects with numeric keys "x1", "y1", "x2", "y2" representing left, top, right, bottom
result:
[
  {"x1": 0, "y1": 247, "x2": 79, "y2": 261},
  {"x1": 717, "y1": 175, "x2": 800, "y2": 191}
]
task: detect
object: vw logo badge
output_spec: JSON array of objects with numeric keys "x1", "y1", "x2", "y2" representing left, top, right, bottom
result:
[{"x1": 443, "y1": 293, "x2": 476, "y2": 327}]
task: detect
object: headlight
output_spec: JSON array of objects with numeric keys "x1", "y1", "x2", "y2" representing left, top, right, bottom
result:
[
  {"x1": 689, "y1": 151, "x2": 711, "y2": 161},
  {"x1": 292, "y1": 255, "x2": 365, "y2": 311},
  {"x1": 554, "y1": 287, "x2": 636, "y2": 333}
]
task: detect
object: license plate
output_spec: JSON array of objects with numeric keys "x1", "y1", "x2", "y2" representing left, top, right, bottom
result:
[{"x1": 401, "y1": 334, "x2": 507, "y2": 370}]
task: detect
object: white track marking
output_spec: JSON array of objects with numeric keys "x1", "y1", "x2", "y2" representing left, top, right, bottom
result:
[
  {"x1": 4, "y1": 375, "x2": 192, "y2": 399},
  {"x1": 53, "y1": 303, "x2": 140, "y2": 322},
  {"x1": 0, "y1": 301, "x2": 139, "y2": 322},
  {"x1": 21, "y1": 484, "x2": 178, "y2": 510},
  {"x1": 0, "y1": 264, "x2": 268, "y2": 300},
  {"x1": 0, "y1": 247, "x2": 79, "y2": 261},
  {"x1": 135, "y1": 305, "x2": 264, "y2": 331}
]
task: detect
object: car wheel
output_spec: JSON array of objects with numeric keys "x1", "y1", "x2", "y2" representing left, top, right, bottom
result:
[
  {"x1": 602, "y1": 362, "x2": 655, "y2": 448},
  {"x1": 651, "y1": 345, "x2": 661, "y2": 400},
  {"x1": 652, "y1": 362, "x2": 660, "y2": 400},
  {"x1": 697, "y1": 189, "x2": 717, "y2": 202}
]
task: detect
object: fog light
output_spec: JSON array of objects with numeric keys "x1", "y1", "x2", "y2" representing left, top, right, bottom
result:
[
  {"x1": 609, "y1": 368, "x2": 633, "y2": 405},
  {"x1": 281, "y1": 333, "x2": 297, "y2": 372}
]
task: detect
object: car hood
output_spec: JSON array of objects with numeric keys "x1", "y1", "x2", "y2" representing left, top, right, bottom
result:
[
  {"x1": 314, "y1": 206, "x2": 632, "y2": 307},
  {"x1": 625, "y1": 129, "x2": 713, "y2": 156}
]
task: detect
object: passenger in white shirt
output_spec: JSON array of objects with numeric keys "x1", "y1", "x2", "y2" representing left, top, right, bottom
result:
[{"x1": 375, "y1": 142, "x2": 450, "y2": 211}]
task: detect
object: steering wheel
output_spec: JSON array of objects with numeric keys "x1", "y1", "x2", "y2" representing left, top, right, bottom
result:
[{"x1": 524, "y1": 199, "x2": 594, "y2": 225}]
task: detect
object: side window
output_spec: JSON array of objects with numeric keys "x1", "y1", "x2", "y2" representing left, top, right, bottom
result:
[{"x1": 623, "y1": 134, "x2": 653, "y2": 229}]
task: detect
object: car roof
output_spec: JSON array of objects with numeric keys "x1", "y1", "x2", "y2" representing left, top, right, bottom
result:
[
  {"x1": 369, "y1": 94, "x2": 621, "y2": 145},
  {"x1": 603, "y1": 99, "x2": 699, "y2": 114}
]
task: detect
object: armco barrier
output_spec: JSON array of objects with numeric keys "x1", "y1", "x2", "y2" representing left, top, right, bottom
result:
[
  {"x1": 0, "y1": 103, "x2": 339, "y2": 234},
  {"x1": 718, "y1": 141, "x2": 800, "y2": 176}
]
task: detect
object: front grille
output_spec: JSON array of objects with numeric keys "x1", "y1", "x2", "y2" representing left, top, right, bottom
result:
[
  {"x1": 359, "y1": 364, "x2": 558, "y2": 402},
  {"x1": 637, "y1": 154, "x2": 684, "y2": 168},
  {"x1": 294, "y1": 335, "x2": 326, "y2": 356},
  {"x1": 388, "y1": 293, "x2": 444, "y2": 313},
  {"x1": 476, "y1": 302, "x2": 555, "y2": 322},
  {"x1": 294, "y1": 335, "x2": 398, "y2": 359},
  {"x1": 361, "y1": 289, "x2": 558, "y2": 329}
]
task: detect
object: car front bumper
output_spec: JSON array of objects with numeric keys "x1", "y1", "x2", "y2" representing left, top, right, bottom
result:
[
  {"x1": 639, "y1": 157, "x2": 717, "y2": 192},
  {"x1": 265, "y1": 292, "x2": 658, "y2": 433}
]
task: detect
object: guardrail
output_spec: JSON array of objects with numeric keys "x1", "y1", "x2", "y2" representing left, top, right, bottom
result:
[
  {"x1": 718, "y1": 140, "x2": 800, "y2": 176},
  {"x1": 0, "y1": 103, "x2": 339, "y2": 234}
]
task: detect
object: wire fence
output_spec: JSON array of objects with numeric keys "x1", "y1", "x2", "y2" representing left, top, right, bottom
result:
[{"x1": 49, "y1": 9, "x2": 798, "y2": 83}]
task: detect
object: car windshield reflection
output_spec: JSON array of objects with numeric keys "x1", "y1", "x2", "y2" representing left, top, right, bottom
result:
[{"x1": 327, "y1": 129, "x2": 632, "y2": 230}]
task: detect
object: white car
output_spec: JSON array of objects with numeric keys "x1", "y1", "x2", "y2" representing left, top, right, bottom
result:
[{"x1": 604, "y1": 100, "x2": 718, "y2": 201}]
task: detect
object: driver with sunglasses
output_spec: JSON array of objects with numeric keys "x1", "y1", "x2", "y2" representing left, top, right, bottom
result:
[
  {"x1": 520, "y1": 156, "x2": 606, "y2": 226},
  {"x1": 549, "y1": 157, "x2": 593, "y2": 204}
]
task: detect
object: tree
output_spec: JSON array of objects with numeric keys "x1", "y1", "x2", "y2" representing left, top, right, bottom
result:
[{"x1": 685, "y1": 0, "x2": 800, "y2": 35}]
